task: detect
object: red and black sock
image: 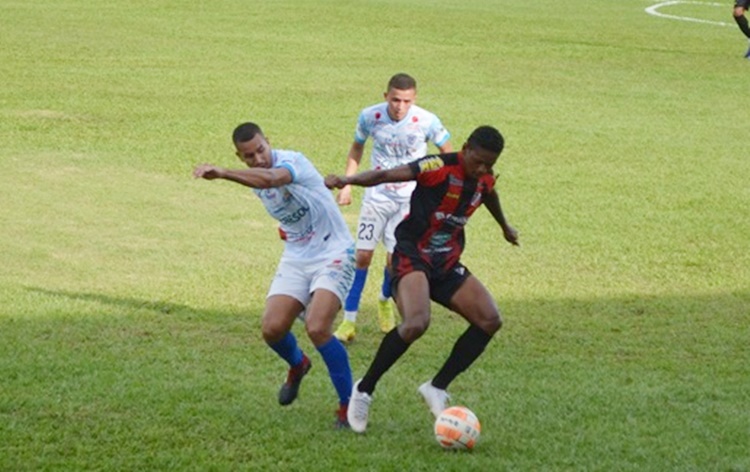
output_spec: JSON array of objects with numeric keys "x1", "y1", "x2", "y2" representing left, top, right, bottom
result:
[
  {"x1": 358, "y1": 328, "x2": 409, "y2": 394},
  {"x1": 432, "y1": 324, "x2": 493, "y2": 390},
  {"x1": 735, "y1": 14, "x2": 750, "y2": 38}
]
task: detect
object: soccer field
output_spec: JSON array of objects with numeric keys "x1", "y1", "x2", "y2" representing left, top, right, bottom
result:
[{"x1": 1, "y1": 0, "x2": 748, "y2": 470}]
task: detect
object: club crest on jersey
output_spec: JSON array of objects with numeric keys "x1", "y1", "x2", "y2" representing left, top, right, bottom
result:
[
  {"x1": 418, "y1": 156, "x2": 443, "y2": 173},
  {"x1": 262, "y1": 188, "x2": 278, "y2": 200}
]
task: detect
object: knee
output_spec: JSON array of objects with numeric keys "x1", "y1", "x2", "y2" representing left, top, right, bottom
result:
[
  {"x1": 261, "y1": 319, "x2": 286, "y2": 344},
  {"x1": 305, "y1": 322, "x2": 329, "y2": 346},
  {"x1": 355, "y1": 250, "x2": 374, "y2": 268},
  {"x1": 734, "y1": 7, "x2": 746, "y2": 18},
  {"x1": 479, "y1": 311, "x2": 503, "y2": 335},
  {"x1": 399, "y1": 312, "x2": 430, "y2": 342}
]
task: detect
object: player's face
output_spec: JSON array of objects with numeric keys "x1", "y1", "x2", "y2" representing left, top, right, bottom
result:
[
  {"x1": 384, "y1": 87, "x2": 416, "y2": 122},
  {"x1": 235, "y1": 134, "x2": 272, "y2": 168},
  {"x1": 462, "y1": 143, "x2": 499, "y2": 179}
]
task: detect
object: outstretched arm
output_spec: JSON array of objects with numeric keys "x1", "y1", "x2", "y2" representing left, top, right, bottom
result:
[
  {"x1": 325, "y1": 164, "x2": 415, "y2": 189},
  {"x1": 193, "y1": 164, "x2": 292, "y2": 189},
  {"x1": 482, "y1": 189, "x2": 519, "y2": 246}
]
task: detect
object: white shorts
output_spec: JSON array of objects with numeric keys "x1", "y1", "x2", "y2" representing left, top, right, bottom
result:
[
  {"x1": 355, "y1": 199, "x2": 410, "y2": 252},
  {"x1": 267, "y1": 247, "x2": 356, "y2": 307}
]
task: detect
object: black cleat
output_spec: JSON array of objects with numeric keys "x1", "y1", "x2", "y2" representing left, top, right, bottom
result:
[{"x1": 278, "y1": 355, "x2": 311, "y2": 406}]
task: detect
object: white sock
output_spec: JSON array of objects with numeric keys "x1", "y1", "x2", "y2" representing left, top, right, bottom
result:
[{"x1": 344, "y1": 311, "x2": 358, "y2": 323}]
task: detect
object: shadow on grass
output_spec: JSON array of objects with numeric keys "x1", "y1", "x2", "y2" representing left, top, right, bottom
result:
[
  {"x1": 23, "y1": 286, "x2": 245, "y2": 318},
  {"x1": 21, "y1": 285, "x2": 750, "y2": 322},
  {"x1": 499, "y1": 289, "x2": 750, "y2": 318},
  {"x1": 6, "y1": 286, "x2": 749, "y2": 471}
]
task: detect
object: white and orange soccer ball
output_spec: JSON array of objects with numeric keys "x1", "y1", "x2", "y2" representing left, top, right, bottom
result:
[{"x1": 434, "y1": 406, "x2": 481, "y2": 450}]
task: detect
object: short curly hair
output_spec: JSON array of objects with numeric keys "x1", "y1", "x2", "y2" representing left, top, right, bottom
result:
[
  {"x1": 232, "y1": 122, "x2": 264, "y2": 144},
  {"x1": 467, "y1": 126, "x2": 504, "y2": 154}
]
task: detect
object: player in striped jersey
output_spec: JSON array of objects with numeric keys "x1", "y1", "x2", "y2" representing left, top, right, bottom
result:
[{"x1": 326, "y1": 125, "x2": 519, "y2": 433}]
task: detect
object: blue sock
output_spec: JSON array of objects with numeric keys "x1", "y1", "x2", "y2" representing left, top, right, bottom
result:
[
  {"x1": 344, "y1": 268, "x2": 368, "y2": 312},
  {"x1": 381, "y1": 265, "x2": 392, "y2": 299},
  {"x1": 268, "y1": 332, "x2": 303, "y2": 368},
  {"x1": 317, "y1": 337, "x2": 353, "y2": 405}
]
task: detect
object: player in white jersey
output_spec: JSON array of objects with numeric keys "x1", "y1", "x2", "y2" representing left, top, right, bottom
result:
[
  {"x1": 334, "y1": 73, "x2": 452, "y2": 343},
  {"x1": 193, "y1": 122, "x2": 356, "y2": 428}
]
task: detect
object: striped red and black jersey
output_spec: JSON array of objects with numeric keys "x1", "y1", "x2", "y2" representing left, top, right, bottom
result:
[{"x1": 394, "y1": 152, "x2": 495, "y2": 272}]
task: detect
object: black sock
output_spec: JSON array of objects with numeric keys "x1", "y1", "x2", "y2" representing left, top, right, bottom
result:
[
  {"x1": 432, "y1": 324, "x2": 493, "y2": 390},
  {"x1": 735, "y1": 14, "x2": 750, "y2": 38},
  {"x1": 359, "y1": 328, "x2": 410, "y2": 394}
]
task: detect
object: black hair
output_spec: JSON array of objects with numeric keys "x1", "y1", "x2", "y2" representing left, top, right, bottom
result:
[
  {"x1": 467, "y1": 126, "x2": 504, "y2": 154},
  {"x1": 232, "y1": 122, "x2": 264, "y2": 144},
  {"x1": 387, "y1": 73, "x2": 417, "y2": 91}
]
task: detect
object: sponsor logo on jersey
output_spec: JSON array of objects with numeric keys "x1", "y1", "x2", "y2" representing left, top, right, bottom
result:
[
  {"x1": 283, "y1": 225, "x2": 315, "y2": 243},
  {"x1": 418, "y1": 156, "x2": 444, "y2": 173},
  {"x1": 434, "y1": 211, "x2": 469, "y2": 226},
  {"x1": 428, "y1": 231, "x2": 451, "y2": 248},
  {"x1": 279, "y1": 205, "x2": 310, "y2": 225}
]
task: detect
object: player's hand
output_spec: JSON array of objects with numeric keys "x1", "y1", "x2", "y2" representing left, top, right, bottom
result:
[
  {"x1": 336, "y1": 185, "x2": 352, "y2": 206},
  {"x1": 502, "y1": 224, "x2": 520, "y2": 246},
  {"x1": 325, "y1": 174, "x2": 346, "y2": 190},
  {"x1": 193, "y1": 164, "x2": 224, "y2": 180}
]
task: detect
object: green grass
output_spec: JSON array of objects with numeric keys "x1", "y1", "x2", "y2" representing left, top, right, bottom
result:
[{"x1": 2, "y1": 0, "x2": 749, "y2": 470}]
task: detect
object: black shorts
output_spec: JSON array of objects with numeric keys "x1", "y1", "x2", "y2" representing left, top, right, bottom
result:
[
  {"x1": 391, "y1": 250, "x2": 471, "y2": 308},
  {"x1": 736, "y1": 0, "x2": 750, "y2": 9}
]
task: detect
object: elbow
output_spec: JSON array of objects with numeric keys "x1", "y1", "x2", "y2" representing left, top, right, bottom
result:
[{"x1": 260, "y1": 170, "x2": 289, "y2": 188}]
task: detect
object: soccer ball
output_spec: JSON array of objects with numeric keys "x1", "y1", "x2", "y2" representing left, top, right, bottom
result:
[{"x1": 434, "y1": 406, "x2": 481, "y2": 450}]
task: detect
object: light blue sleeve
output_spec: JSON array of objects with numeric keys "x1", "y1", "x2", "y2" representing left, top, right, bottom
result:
[
  {"x1": 285, "y1": 152, "x2": 323, "y2": 188},
  {"x1": 273, "y1": 151, "x2": 299, "y2": 182},
  {"x1": 428, "y1": 115, "x2": 451, "y2": 148},
  {"x1": 354, "y1": 111, "x2": 369, "y2": 144}
]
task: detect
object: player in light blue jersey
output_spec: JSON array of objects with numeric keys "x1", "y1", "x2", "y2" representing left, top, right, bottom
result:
[
  {"x1": 193, "y1": 122, "x2": 356, "y2": 428},
  {"x1": 334, "y1": 73, "x2": 453, "y2": 344}
]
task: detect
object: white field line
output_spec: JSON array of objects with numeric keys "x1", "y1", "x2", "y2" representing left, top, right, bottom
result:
[{"x1": 645, "y1": 1, "x2": 731, "y2": 26}]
